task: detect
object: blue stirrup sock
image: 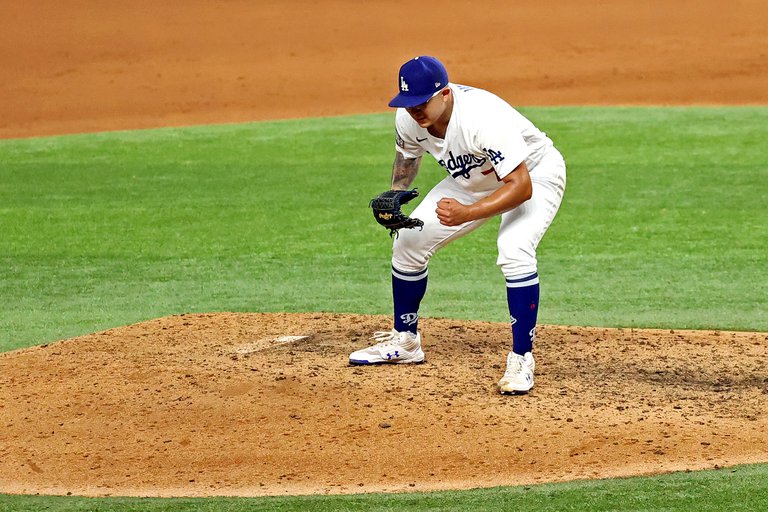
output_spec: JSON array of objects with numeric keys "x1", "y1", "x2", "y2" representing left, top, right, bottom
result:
[
  {"x1": 392, "y1": 266, "x2": 428, "y2": 334},
  {"x1": 505, "y1": 272, "x2": 540, "y2": 355}
]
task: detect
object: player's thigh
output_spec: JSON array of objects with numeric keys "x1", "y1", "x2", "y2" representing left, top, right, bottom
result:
[
  {"x1": 393, "y1": 179, "x2": 488, "y2": 272},
  {"x1": 496, "y1": 175, "x2": 565, "y2": 276}
]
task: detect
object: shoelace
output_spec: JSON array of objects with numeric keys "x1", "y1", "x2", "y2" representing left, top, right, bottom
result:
[
  {"x1": 371, "y1": 330, "x2": 399, "y2": 346},
  {"x1": 371, "y1": 330, "x2": 418, "y2": 350},
  {"x1": 503, "y1": 352, "x2": 525, "y2": 378}
]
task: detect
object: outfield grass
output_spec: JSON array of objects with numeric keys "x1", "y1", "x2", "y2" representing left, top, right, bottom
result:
[
  {"x1": 1, "y1": 107, "x2": 766, "y2": 353},
  {"x1": 1, "y1": 464, "x2": 767, "y2": 511},
  {"x1": 1, "y1": 107, "x2": 766, "y2": 510}
]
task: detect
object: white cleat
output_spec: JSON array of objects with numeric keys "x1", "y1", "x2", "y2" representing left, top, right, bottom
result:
[
  {"x1": 349, "y1": 329, "x2": 425, "y2": 365},
  {"x1": 498, "y1": 351, "x2": 536, "y2": 394}
]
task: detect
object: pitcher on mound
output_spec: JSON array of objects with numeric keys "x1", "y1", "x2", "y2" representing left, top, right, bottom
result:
[{"x1": 350, "y1": 56, "x2": 566, "y2": 395}]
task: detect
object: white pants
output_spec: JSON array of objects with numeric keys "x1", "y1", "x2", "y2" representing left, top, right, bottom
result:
[{"x1": 392, "y1": 150, "x2": 566, "y2": 279}]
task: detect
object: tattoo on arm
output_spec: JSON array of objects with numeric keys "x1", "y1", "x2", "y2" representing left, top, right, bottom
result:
[{"x1": 391, "y1": 153, "x2": 421, "y2": 189}]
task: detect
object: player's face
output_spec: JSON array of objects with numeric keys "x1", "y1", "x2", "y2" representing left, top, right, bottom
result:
[{"x1": 405, "y1": 89, "x2": 451, "y2": 128}]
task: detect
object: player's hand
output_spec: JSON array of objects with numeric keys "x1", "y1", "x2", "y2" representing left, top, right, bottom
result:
[{"x1": 436, "y1": 198, "x2": 472, "y2": 226}]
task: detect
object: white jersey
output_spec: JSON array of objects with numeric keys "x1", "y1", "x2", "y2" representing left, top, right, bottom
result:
[{"x1": 394, "y1": 83, "x2": 555, "y2": 194}]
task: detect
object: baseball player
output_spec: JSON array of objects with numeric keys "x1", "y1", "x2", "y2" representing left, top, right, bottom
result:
[{"x1": 349, "y1": 56, "x2": 566, "y2": 394}]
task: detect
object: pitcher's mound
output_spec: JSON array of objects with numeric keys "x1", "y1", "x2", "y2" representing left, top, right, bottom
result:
[{"x1": 0, "y1": 312, "x2": 766, "y2": 497}]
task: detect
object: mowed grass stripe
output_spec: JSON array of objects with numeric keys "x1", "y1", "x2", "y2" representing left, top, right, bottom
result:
[{"x1": 1, "y1": 108, "x2": 766, "y2": 353}]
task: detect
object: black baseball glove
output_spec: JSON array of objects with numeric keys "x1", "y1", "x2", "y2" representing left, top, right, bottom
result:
[{"x1": 370, "y1": 189, "x2": 424, "y2": 237}]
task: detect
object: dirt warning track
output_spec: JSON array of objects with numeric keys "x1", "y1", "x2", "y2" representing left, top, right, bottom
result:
[{"x1": 2, "y1": 1, "x2": 767, "y2": 138}]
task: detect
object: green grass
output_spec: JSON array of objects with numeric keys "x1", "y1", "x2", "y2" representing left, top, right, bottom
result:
[
  {"x1": 1, "y1": 107, "x2": 766, "y2": 353},
  {"x1": 1, "y1": 107, "x2": 767, "y2": 509},
  {"x1": 1, "y1": 464, "x2": 767, "y2": 511},
  {"x1": 542, "y1": 107, "x2": 768, "y2": 329}
]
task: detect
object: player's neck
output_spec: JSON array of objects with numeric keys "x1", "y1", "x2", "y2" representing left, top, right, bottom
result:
[{"x1": 427, "y1": 96, "x2": 454, "y2": 139}]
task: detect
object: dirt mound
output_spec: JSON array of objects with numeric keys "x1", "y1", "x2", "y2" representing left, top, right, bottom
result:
[{"x1": 1, "y1": 312, "x2": 766, "y2": 497}]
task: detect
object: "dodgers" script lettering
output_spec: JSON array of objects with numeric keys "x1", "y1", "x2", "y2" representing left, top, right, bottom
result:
[{"x1": 438, "y1": 151, "x2": 487, "y2": 179}]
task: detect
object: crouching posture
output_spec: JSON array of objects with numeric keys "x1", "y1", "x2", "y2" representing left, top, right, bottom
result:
[{"x1": 350, "y1": 56, "x2": 566, "y2": 395}]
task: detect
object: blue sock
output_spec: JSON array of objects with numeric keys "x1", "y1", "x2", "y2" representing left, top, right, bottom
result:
[
  {"x1": 505, "y1": 272, "x2": 540, "y2": 355},
  {"x1": 392, "y1": 266, "x2": 428, "y2": 334}
]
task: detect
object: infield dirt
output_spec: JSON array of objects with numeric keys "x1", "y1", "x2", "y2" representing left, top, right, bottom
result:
[
  {"x1": 1, "y1": 313, "x2": 767, "y2": 497},
  {"x1": 1, "y1": 0, "x2": 767, "y2": 499}
]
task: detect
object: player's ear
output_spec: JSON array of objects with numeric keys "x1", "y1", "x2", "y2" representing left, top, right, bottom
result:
[{"x1": 440, "y1": 87, "x2": 451, "y2": 102}]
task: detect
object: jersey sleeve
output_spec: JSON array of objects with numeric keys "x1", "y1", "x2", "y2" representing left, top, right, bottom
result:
[
  {"x1": 394, "y1": 110, "x2": 424, "y2": 159},
  {"x1": 472, "y1": 108, "x2": 528, "y2": 179}
]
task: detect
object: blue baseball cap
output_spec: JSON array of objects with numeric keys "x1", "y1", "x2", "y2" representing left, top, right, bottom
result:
[{"x1": 388, "y1": 56, "x2": 449, "y2": 108}]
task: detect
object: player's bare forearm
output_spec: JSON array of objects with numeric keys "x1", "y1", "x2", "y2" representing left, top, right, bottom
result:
[
  {"x1": 468, "y1": 163, "x2": 532, "y2": 219},
  {"x1": 391, "y1": 153, "x2": 421, "y2": 190},
  {"x1": 436, "y1": 161, "x2": 533, "y2": 226}
]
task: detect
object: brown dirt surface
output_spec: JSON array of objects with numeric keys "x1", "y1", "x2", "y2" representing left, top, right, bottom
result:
[
  {"x1": 2, "y1": 1, "x2": 767, "y2": 139},
  {"x1": 1, "y1": 313, "x2": 767, "y2": 497}
]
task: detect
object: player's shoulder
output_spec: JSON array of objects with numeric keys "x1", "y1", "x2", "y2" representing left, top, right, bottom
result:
[
  {"x1": 451, "y1": 83, "x2": 514, "y2": 111},
  {"x1": 450, "y1": 83, "x2": 517, "y2": 132},
  {"x1": 394, "y1": 107, "x2": 411, "y2": 122},
  {"x1": 394, "y1": 107, "x2": 418, "y2": 132}
]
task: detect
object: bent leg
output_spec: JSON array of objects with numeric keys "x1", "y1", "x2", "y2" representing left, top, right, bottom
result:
[
  {"x1": 391, "y1": 178, "x2": 490, "y2": 332},
  {"x1": 498, "y1": 153, "x2": 566, "y2": 355},
  {"x1": 392, "y1": 178, "x2": 490, "y2": 272}
]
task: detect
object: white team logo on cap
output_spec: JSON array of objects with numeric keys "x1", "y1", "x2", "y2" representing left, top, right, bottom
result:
[
  {"x1": 435, "y1": 82, "x2": 441, "y2": 87},
  {"x1": 400, "y1": 76, "x2": 409, "y2": 92}
]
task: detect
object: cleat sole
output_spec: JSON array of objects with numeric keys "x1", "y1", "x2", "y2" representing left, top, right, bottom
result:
[
  {"x1": 348, "y1": 358, "x2": 425, "y2": 366},
  {"x1": 499, "y1": 387, "x2": 533, "y2": 395}
]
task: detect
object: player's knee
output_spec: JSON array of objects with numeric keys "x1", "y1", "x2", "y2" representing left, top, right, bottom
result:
[
  {"x1": 497, "y1": 247, "x2": 537, "y2": 279},
  {"x1": 392, "y1": 231, "x2": 430, "y2": 273},
  {"x1": 499, "y1": 263, "x2": 538, "y2": 280},
  {"x1": 392, "y1": 251, "x2": 430, "y2": 274}
]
